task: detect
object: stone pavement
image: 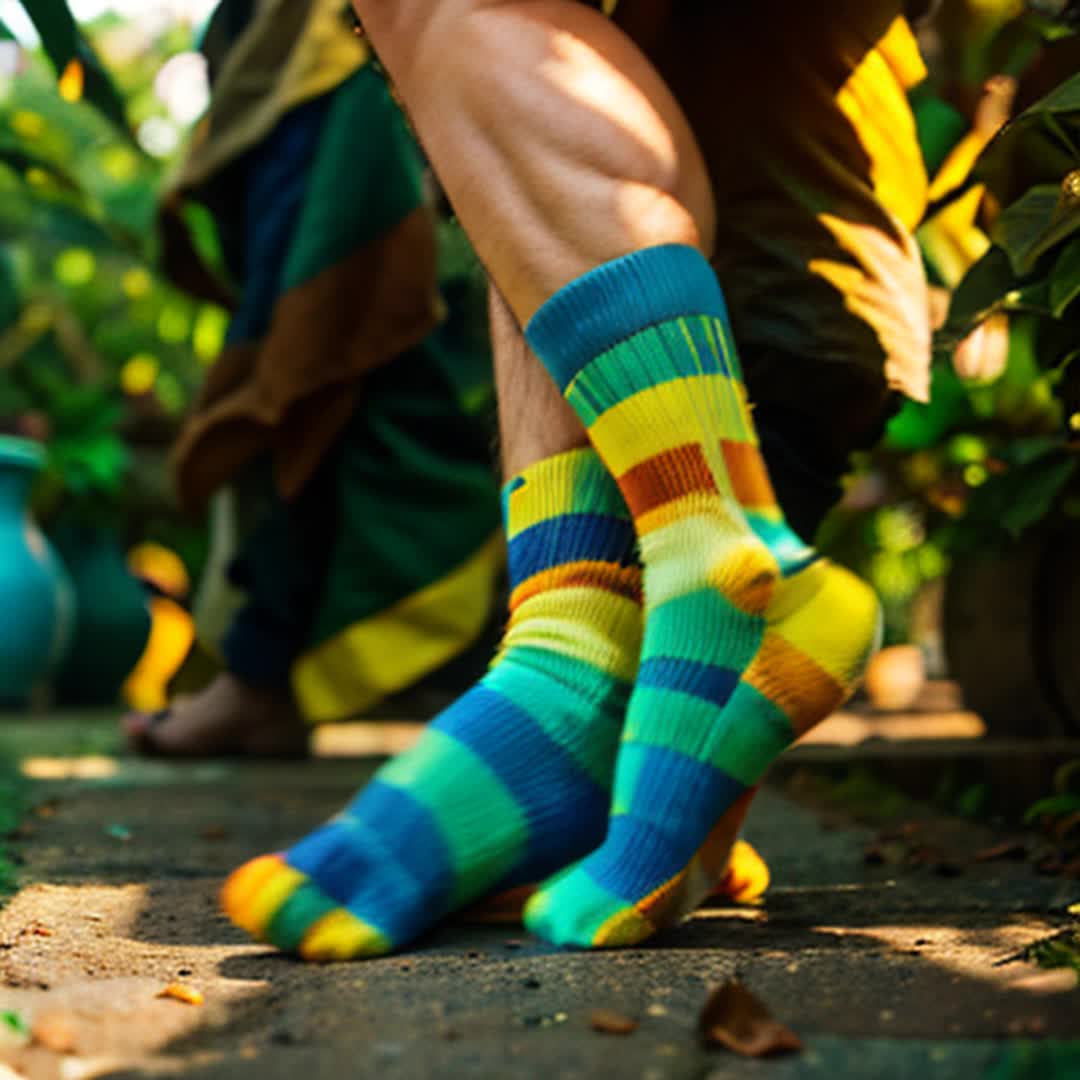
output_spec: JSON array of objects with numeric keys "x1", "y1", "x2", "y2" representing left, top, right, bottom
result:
[{"x1": 0, "y1": 714, "x2": 1077, "y2": 1079}]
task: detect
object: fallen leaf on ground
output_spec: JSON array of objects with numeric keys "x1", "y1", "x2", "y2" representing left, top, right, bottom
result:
[
  {"x1": 32, "y1": 1012, "x2": 79, "y2": 1053},
  {"x1": 973, "y1": 842, "x2": 1027, "y2": 863},
  {"x1": 589, "y1": 1009, "x2": 638, "y2": 1035},
  {"x1": 157, "y1": 983, "x2": 204, "y2": 1005},
  {"x1": 699, "y1": 980, "x2": 802, "y2": 1058},
  {"x1": 905, "y1": 844, "x2": 946, "y2": 868}
]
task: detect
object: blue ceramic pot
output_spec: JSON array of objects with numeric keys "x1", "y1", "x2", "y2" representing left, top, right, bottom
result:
[
  {"x1": 52, "y1": 524, "x2": 152, "y2": 707},
  {"x1": 0, "y1": 437, "x2": 75, "y2": 707}
]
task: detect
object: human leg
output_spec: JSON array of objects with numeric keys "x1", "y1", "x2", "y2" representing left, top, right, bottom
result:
[
  {"x1": 350, "y1": 0, "x2": 880, "y2": 946},
  {"x1": 123, "y1": 458, "x2": 332, "y2": 758},
  {"x1": 221, "y1": 287, "x2": 645, "y2": 958},
  {"x1": 225, "y1": 0, "x2": 898, "y2": 954}
]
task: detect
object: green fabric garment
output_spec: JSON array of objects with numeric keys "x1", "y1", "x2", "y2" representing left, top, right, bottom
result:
[
  {"x1": 281, "y1": 63, "x2": 427, "y2": 295},
  {"x1": 310, "y1": 279, "x2": 499, "y2": 647}
]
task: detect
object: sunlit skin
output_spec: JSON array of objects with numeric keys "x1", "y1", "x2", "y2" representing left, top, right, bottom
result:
[{"x1": 355, "y1": 0, "x2": 713, "y2": 331}]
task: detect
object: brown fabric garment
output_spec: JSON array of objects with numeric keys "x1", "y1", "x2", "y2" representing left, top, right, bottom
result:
[
  {"x1": 172, "y1": 205, "x2": 442, "y2": 511},
  {"x1": 603, "y1": 0, "x2": 933, "y2": 462}
]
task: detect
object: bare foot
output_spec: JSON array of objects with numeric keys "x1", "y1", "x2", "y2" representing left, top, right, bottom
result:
[{"x1": 123, "y1": 673, "x2": 310, "y2": 758}]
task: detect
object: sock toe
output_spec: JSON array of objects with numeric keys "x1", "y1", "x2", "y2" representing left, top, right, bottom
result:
[
  {"x1": 221, "y1": 854, "x2": 299, "y2": 938},
  {"x1": 299, "y1": 908, "x2": 391, "y2": 961}
]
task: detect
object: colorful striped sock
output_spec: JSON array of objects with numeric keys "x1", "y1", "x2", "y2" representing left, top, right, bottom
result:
[
  {"x1": 522, "y1": 245, "x2": 881, "y2": 948},
  {"x1": 221, "y1": 448, "x2": 646, "y2": 959}
]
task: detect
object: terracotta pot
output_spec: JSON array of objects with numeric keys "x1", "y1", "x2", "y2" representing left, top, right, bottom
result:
[{"x1": 864, "y1": 644, "x2": 926, "y2": 712}]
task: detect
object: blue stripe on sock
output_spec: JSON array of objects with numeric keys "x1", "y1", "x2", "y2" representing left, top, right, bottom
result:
[
  {"x1": 636, "y1": 656, "x2": 741, "y2": 707},
  {"x1": 525, "y1": 245, "x2": 731, "y2": 391},
  {"x1": 508, "y1": 512, "x2": 635, "y2": 584},
  {"x1": 586, "y1": 744, "x2": 746, "y2": 900},
  {"x1": 349, "y1": 781, "x2": 457, "y2": 901},
  {"x1": 288, "y1": 781, "x2": 456, "y2": 924},
  {"x1": 288, "y1": 820, "x2": 443, "y2": 943},
  {"x1": 440, "y1": 685, "x2": 609, "y2": 876}
]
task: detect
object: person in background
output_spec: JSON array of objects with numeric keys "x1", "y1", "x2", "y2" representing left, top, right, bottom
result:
[{"x1": 124, "y1": 0, "x2": 504, "y2": 756}]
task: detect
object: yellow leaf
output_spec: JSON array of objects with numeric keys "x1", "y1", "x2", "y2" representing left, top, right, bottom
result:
[
  {"x1": 157, "y1": 984, "x2": 203, "y2": 1006},
  {"x1": 58, "y1": 60, "x2": 84, "y2": 104}
]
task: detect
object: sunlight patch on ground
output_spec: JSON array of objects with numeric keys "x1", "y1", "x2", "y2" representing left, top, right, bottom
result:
[
  {"x1": 807, "y1": 920, "x2": 1077, "y2": 993},
  {"x1": 21, "y1": 757, "x2": 119, "y2": 781},
  {"x1": 313, "y1": 722, "x2": 423, "y2": 758}
]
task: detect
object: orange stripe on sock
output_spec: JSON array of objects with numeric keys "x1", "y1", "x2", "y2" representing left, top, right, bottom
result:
[
  {"x1": 618, "y1": 443, "x2": 718, "y2": 517},
  {"x1": 743, "y1": 633, "x2": 847, "y2": 733},
  {"x1": 720, "y1": 440, "x2": 779, "y2": 512},
  {"x1": 509, "y1": 561, "x2": 642, "y2": 611}
]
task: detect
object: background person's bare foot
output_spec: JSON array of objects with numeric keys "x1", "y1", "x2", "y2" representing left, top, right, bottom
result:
[{"x1": 123, "y1": 672, "x2": 310, "y2": 758}]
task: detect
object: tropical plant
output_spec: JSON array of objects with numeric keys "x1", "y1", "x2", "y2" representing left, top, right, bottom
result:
[
  {"x1": 0, "y1": 1, "x2": 227, "y2": 538},
  {"x1": 818, "y1": 10, "x2": 1080, "y2": 645}
]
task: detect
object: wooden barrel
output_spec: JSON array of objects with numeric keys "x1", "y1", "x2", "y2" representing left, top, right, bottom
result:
[{"x1": 944, "y1": 525, "x2": 1080, "y2": 737}]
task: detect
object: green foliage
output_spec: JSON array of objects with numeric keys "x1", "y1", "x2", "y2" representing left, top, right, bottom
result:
[
  {"x1": 15, "y1": 0, "x2": 130, "y2": 134},
  {"x1": 0, "y1": 19, "x2": 227, "y2": 530},
  {"x1": 1024, "y1": 931, "x2": 1080, "y2": 975},
  {"x1": 824, "y1": 65, "x2": 1080, "y2": 628},
  {"x1": 944, "y1": 72, "x2": 1080, "y2": 341}
]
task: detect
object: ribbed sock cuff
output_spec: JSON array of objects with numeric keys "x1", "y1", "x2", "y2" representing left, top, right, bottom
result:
[{"x1": 525, "y1": 245, "x2": 731, "y2": 391}]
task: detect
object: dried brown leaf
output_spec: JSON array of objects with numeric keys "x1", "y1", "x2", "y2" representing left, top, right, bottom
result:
[
  {"x1": 589, "y1": 1009, "x2": 638, "y2": 1035},
  {"x1": 699, "y1": 980, "x2": 802, "y2": 1058},
  {"x1": 973, "y1": 842, "x2": 1028, "y2": 863}
]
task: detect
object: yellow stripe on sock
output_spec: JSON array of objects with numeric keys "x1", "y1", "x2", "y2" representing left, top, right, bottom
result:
[
  {"x1": 586, "y1": 374, "x2": 746, "y2": 475},
  {"x1": 503, "y1": 587, "x2": 642, "y2": 681},
  {"x1": 300, "y1": 908, "x2": 390, "y2": 961},
  {"x1": 593, "y1": 904, "x2": 656, "y2": 947},
  {"x1": 769, "y1": 565, "x2": 882, "y2": 686}
]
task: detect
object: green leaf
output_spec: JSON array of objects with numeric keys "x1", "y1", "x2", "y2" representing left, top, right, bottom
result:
[
  {"x1": 943, "y1": 246, "x2": 1018, "y2": 340},
  {"x1": 1051, "y1": 236, "x2": 1080, "y2": 314},
  {"x1": 20, "y1": 0, "x2": 78, "y2": 71},
  {"x1": 976, "y1": 71, "x2": 1080, "y2": 205},
  {"x1": 992, "y1": 183, "x2": 1080, "y2": 274},
  {"x1": 16, "y1": 0, "x2": 132, "y2": 137},
  {"x1": 964, "y1": 447, "x2": 1077, "y2": 539},
  {"x1": 1024, "y1": 793, "x2": 1080, "y2": 822},
  {"x1": 0, "y1": 137, "x2": 83, "y2": 194},
  {"x1": 885, "y1": 362, "x2": 976, "y2": 451},
  {"x1": 938, "y1": 245, "x2": 1060, "y2": 344}
]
